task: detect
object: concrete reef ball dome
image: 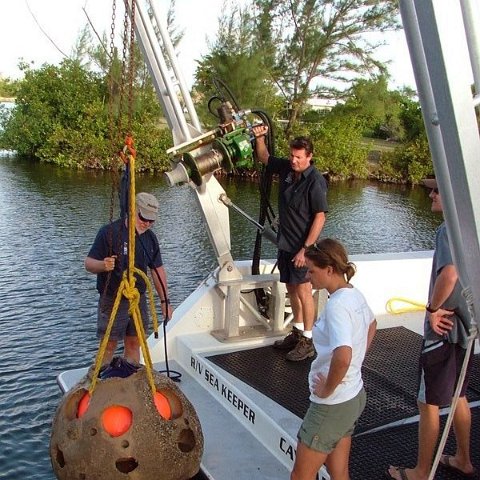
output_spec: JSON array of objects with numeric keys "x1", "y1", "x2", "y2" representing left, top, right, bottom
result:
[{"x1": 50, "y1": 366, "x2": 203, "y2": 480}]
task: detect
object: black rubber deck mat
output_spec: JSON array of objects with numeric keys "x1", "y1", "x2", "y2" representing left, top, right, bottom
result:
[
  {"x1": 468, "y1": 353, "x2": 480, "y2": 396},
  {"x1": 207, "y1": 327, "x2": 480, "y2": 433},
  {"x1": 350, "y1": 406, "x2": 480, "y2": 479}
]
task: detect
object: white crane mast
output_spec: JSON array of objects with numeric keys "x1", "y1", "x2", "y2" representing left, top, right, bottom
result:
[
  {"x1": 400, "y1": 0, "x2": 480, "y2": 334},
  {"x1": 125, "y1": 0, "x2": 287, "y2": 340}
]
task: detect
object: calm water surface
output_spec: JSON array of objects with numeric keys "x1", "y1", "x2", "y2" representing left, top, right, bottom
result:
[{"x1": 0, "y1": 156, "x2": 440, "y2": 479}]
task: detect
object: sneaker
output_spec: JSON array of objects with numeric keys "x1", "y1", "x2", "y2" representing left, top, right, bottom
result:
[
  {"x1": 273, "y1": 326, "x2": 302, "y2": 350},
  {"x1": 286, "y1": 336, "x2": 315, "y2": 361}
]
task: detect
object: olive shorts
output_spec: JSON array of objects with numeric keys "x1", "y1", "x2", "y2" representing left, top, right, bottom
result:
[{"x1": 297, "y1": 388, "x2": 366, "y2": 453}]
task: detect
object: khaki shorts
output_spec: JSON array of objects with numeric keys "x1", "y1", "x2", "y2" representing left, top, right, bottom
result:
[
  {"x1": 297, "y1": 388, "x2": 366, "y2": 453},
  {"x1": 97, "y1": 294, "x2": 149, "y2": 341}
]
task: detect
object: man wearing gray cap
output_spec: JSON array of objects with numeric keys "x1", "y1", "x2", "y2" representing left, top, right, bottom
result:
[{"x1": 85, "y1": 192, "x2": 173, "y2": 365}]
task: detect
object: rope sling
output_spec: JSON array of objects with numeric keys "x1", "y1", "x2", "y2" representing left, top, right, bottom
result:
[{"x1": 87, "y1": 0, "x2": 159, "y2": 399}]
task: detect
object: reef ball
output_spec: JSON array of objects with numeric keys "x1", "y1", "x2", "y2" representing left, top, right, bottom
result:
[{"x1": 50, "y1": 364, "x2": 203, "y2": 479}]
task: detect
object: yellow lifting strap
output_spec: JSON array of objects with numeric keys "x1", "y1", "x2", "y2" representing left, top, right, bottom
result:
[
  {"x1": 89, "y1": 136, "x2": 159, "y2": 397},
  {"x1": 385, "y1": 297, "x2": 426, "y2": 314}
]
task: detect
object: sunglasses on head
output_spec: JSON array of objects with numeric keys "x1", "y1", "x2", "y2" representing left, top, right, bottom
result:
[
  {"x1": 138, "y1": 212, "x2": 155, "y2": 224},
  {"x1": 305, "y1": 242, "x2": 322, "y2": 253},
  {"x1": 431, "y1": 188, "x2": 439, "y2": 194}
]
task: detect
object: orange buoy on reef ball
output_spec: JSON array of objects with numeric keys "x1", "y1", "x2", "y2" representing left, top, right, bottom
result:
[
  {"x1": 50, "y1": 360, "x2": 203, "y2": 480},
  {"x1": 101, "y1": 405, "x2": 133, "y2": 437},
  {"x1": 76, "y1": 391, "x2": 90, "y2": 418},
  {"x1": 154, "y1": 391, "x2": 173, "y2": 420}
]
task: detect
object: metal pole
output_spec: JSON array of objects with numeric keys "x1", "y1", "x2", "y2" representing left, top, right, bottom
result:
[
  {"x1": 399, "y1": 0, "x2": 464, "y2": 270},
  {"x1": 128, "y1": 0, "x2": 191, "y2": 143},
  {"x1": 219, "y1": 194, "x2": 278, "y2": 245},
  {"x1": 460, "y1": 0, "x2": 480, "y2": 104},
  {"x1": 148, "y1": 1, "x2": 202, "y2": 132}
]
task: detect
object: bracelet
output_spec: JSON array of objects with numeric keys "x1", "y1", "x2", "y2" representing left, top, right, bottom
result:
[
  {"x1": 425, "y1": 303, "x2": 438, "y2": 313},
  {"x1": 161, "y1": 299, "x2": 171, "y2": 305},
  {"x1": 303, "y1": 244, "x2": 310, "y2": 249}
]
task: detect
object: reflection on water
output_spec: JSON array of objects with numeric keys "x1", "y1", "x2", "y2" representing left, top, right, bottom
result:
[
  {"x1": 0, "y1": 157, "x2": 440, "y2": 479},
  {"x1": 222, "y1": 176, "x2": 440, "y2": 259}
]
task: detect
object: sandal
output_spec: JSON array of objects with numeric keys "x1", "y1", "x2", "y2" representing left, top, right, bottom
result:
[
  {"x1": 385, "y1": 466, "x2": 410, "y2": 480},
  {"x1": 440, "y1": 455, "x2": 478, "y2": 478}
]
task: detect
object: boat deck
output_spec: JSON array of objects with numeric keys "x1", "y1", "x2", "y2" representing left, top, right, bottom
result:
[
  {"x1": 58, "y1": 326, "x2": 479, "y2": 480},
  {"x1": 206, "y1": 326, "x2": 480, "y2": 479}
]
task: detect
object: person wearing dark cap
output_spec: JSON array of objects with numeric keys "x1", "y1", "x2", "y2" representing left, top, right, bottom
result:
[
  {"x1": 387, "y1": 178, "x2": 476, "y2": 480},
  {"x1": 85, "y1": 192, "x2": 173, "y2": 364}
]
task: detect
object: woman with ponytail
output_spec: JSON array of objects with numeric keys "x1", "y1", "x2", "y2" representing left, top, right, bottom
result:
[{"x1": 291, "y1": 238, "x2": 377, "y2": 480}]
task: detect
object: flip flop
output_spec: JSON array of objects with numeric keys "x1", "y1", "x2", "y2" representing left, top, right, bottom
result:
[
  {"x1": 440, "y1": 455, "x2": 478, "y2": 478},
  {"x1": 384, "y1": 466, "x2": 410, "y2": 480}
]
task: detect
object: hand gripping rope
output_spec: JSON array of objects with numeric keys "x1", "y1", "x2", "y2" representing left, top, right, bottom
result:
[{"x1": 89, "y1": 136, "x2": 160, "y2": 397}]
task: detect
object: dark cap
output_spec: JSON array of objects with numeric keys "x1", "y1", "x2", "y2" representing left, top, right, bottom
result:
[{"x1": 421, "y1": 178, "x2": 437, "y2": 189}]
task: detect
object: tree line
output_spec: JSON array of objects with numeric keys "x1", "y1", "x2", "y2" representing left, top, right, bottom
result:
[{"x1": 0, "y1": 0, "x2": 433, "y2": 184}]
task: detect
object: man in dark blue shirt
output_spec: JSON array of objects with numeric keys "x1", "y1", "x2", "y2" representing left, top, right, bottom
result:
[
  {"x1": 254, "y1": 125, "x2": 328, "y2": 361},
  {"x1": 85, "y1": 192, "x2": 172, "y2": 364}
]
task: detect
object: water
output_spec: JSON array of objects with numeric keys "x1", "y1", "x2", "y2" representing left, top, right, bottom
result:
[{"x1": 0, "y1": 156, "x2": 441, "y2": 479}]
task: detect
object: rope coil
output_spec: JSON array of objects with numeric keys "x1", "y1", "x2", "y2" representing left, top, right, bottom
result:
[{"x1": 385, "y1": 297, "x2": 426, "y2": 314}]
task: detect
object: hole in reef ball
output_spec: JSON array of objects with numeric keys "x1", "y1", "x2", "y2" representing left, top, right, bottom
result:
[
  {"x1": 116, "y1": 457, "x2": 139, "y2": 473},
  {"x1": 177, "y1": 428, "x2": 196, "y2": 453},
  {"x1": 77, "y1": 392, "x2": 91, "y2": 418},
  {"x1": 55, "y1": 447, "x2": 65, "y2": 468}
]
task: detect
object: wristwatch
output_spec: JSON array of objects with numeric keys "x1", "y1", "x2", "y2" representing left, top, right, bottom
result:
[{"x1": 425, "y1": 302, "x2": 438, "y2": 313}]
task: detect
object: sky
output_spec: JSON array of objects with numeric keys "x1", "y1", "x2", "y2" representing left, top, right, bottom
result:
[{"x1": 0, "y1": 0, "x2": 416, "y2": 91}]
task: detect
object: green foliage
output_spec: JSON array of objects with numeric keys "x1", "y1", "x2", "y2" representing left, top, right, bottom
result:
[
  {"x1": 268, "y1": 112, "x2": 369, "y2": 179},
  {"x1": 301, "y1": 109, "x2": 328, "y2": 125},
  {"x1": 252, "y1": 0, "x2": 400, "y2": 135},
  {"x1": 399, "y1": 95, "x2": 425, "y2": 141},
  {"x1": 193, "y1": 3, "x2": 281, "y2": 127},
  {"x1": 0, "y1": 77, "x2": 20, "y2": 97},
  {"x1": 308, "y1": 114, "x2": 370, "y2": 178},
  {"x1": 131, "y1": 119, "x2": 172, "y2": 172},
  {"x1": 378, "y1": 133, "x2": 432, "y2": 183},
  {"x1": 334, "y1": 75, "x2": 415, "y2": 140},
  {"x1": 194, "y1": 51, "x2": 279, "y2": 128},
  {"x1": 0, "y1": 0, "x2": 426, "y2": 185},
  {"x1": 1, "y1": 60, "x2": 107, "y2": 164},
  {"x1": 0, "y1": 59, "x2": 172, "y2": 171}
]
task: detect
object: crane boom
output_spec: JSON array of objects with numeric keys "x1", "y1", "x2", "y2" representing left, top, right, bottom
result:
[{"x1": 124, "y1": 0, "x2": 288, "y2": 340}]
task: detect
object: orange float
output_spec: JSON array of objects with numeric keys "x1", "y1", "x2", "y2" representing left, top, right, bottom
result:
[
  {"x1": 77, "y1": 392, "x2": 91, "y2": 418},
  {"x1": 154, "y1": 391, "x2": 172, "y2": 420},
  {"x1": 101, "y1": 405, "x2": 133, "y2": 437}
]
